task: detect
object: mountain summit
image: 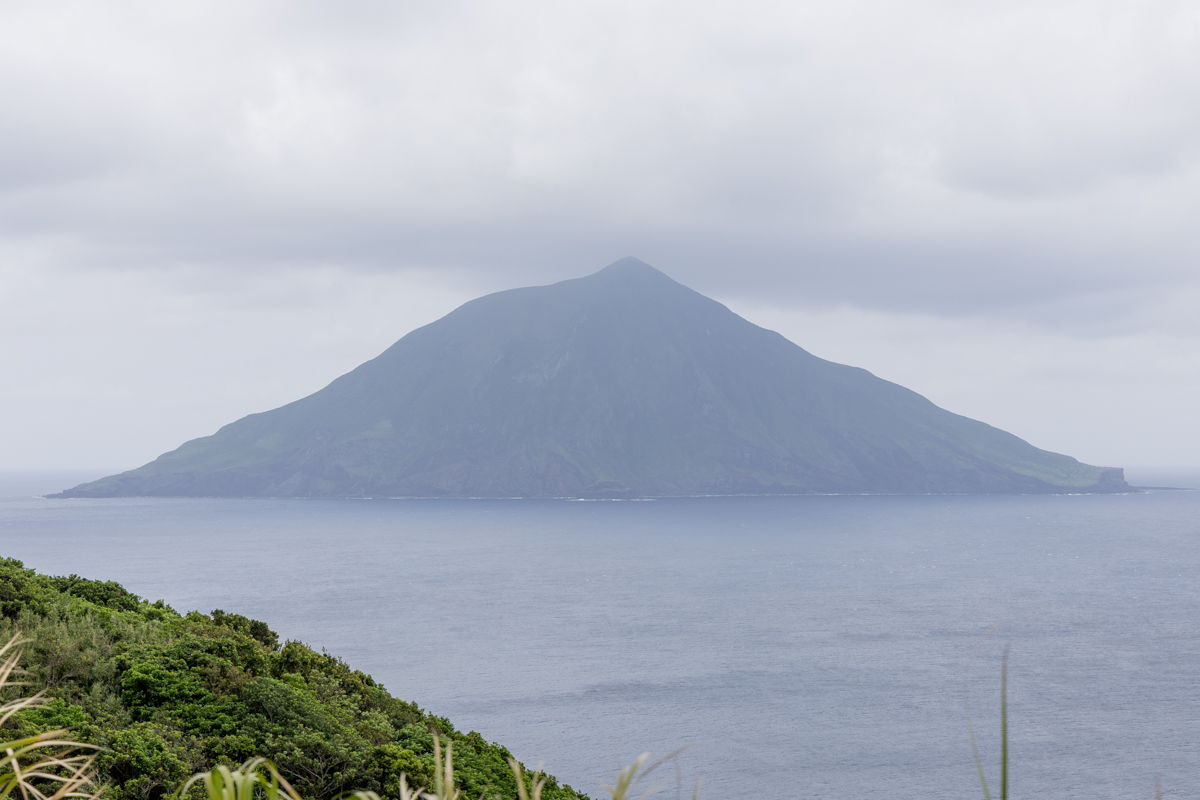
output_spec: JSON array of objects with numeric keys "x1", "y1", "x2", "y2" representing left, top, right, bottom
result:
[{"x1": 57, "y1": 258, "x2": 1129, "y2": 498}]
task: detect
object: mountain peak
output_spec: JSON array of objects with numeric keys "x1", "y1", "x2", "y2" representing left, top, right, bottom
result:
[
  {"x1": 600, "y1": 255, "x2": 655, "y2": 272},
  {"x1": 592, "y1": 256, "x2": 670, "y2": 281}
]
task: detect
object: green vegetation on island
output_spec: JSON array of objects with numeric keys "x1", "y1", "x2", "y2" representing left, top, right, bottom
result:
[{"x1": 0, "y1": 557, "x2": 588, "y2": 800}]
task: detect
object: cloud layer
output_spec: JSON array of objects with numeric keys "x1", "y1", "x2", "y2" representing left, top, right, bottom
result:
[{"x1": 2, "y1": 0, "x2": 1199, "y2": 468}]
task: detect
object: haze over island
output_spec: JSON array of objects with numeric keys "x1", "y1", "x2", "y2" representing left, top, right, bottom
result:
[{"x1": 57, "y1": 259, "x2": 1128, "y2": 499}]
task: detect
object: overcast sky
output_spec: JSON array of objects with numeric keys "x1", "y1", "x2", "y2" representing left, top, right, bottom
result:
[{"x1": 3, "y1": 0, "x2": 1199, "y2": 473}]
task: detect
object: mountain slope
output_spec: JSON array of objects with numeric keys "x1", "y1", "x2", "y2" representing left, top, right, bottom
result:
[{"x1": 56, "y1": 258, "x2": 1129, "y2": 497}]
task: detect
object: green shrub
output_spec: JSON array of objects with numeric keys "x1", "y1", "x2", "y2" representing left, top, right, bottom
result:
[{"x1": 0, "y1": 559, "x2": 587, "y2": 800}]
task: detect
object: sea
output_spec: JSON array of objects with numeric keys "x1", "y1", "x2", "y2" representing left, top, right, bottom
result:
[{"x1": 3, "y1": 469, "x2": 1199, "y2": 800}]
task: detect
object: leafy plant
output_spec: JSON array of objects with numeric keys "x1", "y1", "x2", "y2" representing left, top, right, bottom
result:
[{"x1": 0, "y1": 632, "x2": 100, "y2": 800}]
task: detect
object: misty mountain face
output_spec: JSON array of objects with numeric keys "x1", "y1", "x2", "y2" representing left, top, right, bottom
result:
[{"x1": 58, "y1": 258, "x2": 1129, "y2": 498}]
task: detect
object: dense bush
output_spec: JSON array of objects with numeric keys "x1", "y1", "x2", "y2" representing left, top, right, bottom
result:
[{"x1": 0, "y1": 558, "x2": 587, "y2": 800}]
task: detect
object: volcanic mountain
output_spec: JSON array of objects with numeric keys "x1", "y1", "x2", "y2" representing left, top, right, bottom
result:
[{"x1": 56, "y1": 258, "x2": 1129, "y2": 498}]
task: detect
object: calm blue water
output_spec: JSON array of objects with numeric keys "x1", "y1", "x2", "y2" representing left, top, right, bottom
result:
[{"x1": 3, "y1": 471, "x2": 1200, "y2": 799}]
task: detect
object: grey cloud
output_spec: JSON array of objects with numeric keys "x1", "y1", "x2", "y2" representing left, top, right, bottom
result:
[{"x1": 1, "y1": 0, "x2": 1199, "y2": 323}]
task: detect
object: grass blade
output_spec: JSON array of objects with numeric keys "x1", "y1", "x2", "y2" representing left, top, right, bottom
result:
[{"x1": 1000, "y1": 645, "x2": 1009, "y2": 800}]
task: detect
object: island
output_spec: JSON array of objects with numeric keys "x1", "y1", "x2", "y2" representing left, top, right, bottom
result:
[{"x1": 55, "y1": 258, "x2": 1129, "y2": 498}]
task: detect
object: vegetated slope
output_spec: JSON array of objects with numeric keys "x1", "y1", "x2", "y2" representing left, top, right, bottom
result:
[
  {"x1": 57, "y1": 258, "x2": 1128, "y2": 498},
  {"x1": 0, "y1": 558, "x2": 587, "y2": 800}
]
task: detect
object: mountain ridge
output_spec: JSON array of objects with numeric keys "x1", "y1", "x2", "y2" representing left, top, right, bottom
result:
[{"x1": 55, "y1": 257, "x2": 1129, "y2": 498}]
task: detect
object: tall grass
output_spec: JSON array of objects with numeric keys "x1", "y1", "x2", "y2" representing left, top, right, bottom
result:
[
  {"x1": 180, "y1": 739, "x2": 700, "y2": 800},
  {"x1": 968, "y1": 644, "x2": 1009, "y2": 800},
  {"x1": 967, "y1": 645, "x2": 1159, "y2": 800},
  {"x1": 0, "y1": 633, "x2": 99, "y2": 800}
]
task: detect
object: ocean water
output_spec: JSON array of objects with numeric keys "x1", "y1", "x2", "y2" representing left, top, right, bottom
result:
[{"x1": 3, "y1": 470, "x2": 1200, "y2": 799}]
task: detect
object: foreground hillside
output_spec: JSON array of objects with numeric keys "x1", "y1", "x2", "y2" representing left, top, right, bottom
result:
[
  {"x1": 57, "y1": 258, "x2": 1128, "y2": 498},
  {"x1": 0, "y1": 558, "x2": 586, "y2": 800}
]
